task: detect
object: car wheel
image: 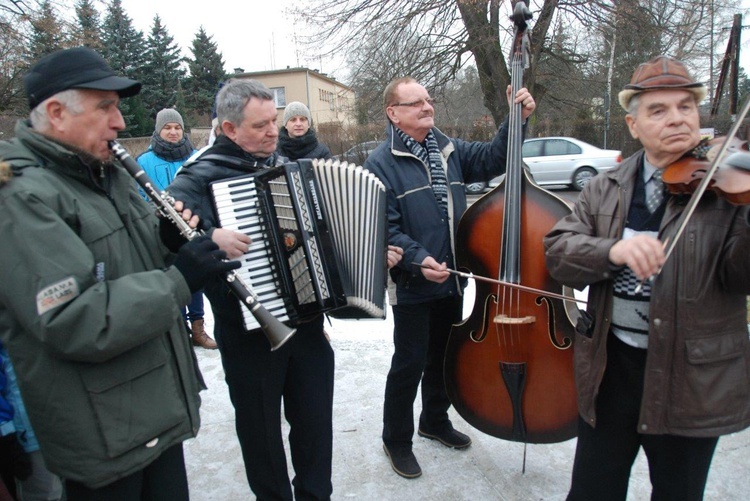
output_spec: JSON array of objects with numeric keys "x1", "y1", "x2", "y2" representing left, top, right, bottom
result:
[
  {"x1": 465, "y1": 181, "x2": 487, "y2": 194},
  {"x1": 571, "y1": 167, "x2": 597, "y2": 191}
]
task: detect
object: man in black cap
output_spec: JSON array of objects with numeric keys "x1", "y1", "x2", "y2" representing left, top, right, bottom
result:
[
  {"x1": 0, "y1": 47, "x2": 238, "y2": 498},
  {"x1": 545, "y1": 55, "x2": 750, "y2": 499}
]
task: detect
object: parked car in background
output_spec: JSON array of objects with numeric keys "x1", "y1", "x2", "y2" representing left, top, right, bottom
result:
[
  {"x1": 335, "y1": 141, "x2": 381, "y2": 165},
  {"x1": 520, "y1": 137, "x2": 622, "y2": 190},
  {"x1": 467, "y1": 137, "x2": 622, "y2": 193}
]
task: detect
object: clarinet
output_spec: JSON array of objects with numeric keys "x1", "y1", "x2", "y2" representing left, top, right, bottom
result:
[{"x1": 109, "y1": 140, "x2": 296, "y2": 351}]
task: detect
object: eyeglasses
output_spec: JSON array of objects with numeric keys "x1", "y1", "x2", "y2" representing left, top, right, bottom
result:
[{"x1": 389, "y1": 98, "x2": 437, "y2": 108}]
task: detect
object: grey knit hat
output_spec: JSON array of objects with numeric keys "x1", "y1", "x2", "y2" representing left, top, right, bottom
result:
[
  {"x1": 155, "y1": 108, "x2": 184, "y2": 133},
  {"x1": 283, "y1": 101, "x2": 312, "y2": 125}
]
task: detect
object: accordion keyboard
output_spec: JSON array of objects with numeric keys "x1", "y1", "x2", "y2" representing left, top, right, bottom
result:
[{"x1": 211, "y1": 177, "x2": 291, "y2": 330}]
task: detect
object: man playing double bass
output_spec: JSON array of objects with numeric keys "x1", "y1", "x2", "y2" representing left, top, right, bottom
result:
[
  {"x1": 364, "y1": 77, "x2": 535, "y2": 479},
  {"x1": 544, "y1": 55, "x2": 750, "y2": 499}
]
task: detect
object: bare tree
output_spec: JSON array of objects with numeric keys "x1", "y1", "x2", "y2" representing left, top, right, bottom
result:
[
  {"x1": 294, "y1": 0, "x2": 560, "y2": 126},
  {"x1": 0, "y1": 0, "x2": 34, "y2": 15},
  {"x1": 345, "y1": 24, "x2": 459, "y2": 124},
  {"x1": 0, "y1": 1, "x2": 39, "y2": 118},
  {"x1": 294, "y1": 0, "x2": 739, "y2": 133},
  {"x1": 0, "y1": 19, "x2": 28, "y2": 115},
  {"x1": 0, "y1": 0, "x2": 71, "y2": 117}
]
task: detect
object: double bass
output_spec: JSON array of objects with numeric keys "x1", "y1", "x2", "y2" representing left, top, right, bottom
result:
[{"x1": 444, "y1": 2, "x2": 579, "y2": 445}]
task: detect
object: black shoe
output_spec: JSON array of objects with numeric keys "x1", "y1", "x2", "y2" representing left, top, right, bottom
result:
[
  {"x1": 417, "y1": 427, "x2": 472, "y2": 449},
  {"x1": 382, "y1": 443, "x2": 422, "y2": 478}
]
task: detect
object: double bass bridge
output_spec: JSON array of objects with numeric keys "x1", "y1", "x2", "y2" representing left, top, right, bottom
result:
[{"x1": 493, "y1": 314, "x2": 536, "y2": 325}]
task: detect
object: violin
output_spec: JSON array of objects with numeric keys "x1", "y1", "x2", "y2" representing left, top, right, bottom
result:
[
  {"x1": 662, "y1": 136, "x2": 750, "y2": 205},
  {"x1": 640, "y1": 96, "x2": 750, "y2": 287}
]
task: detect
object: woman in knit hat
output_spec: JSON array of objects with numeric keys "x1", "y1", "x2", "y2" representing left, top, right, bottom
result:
[
  {"x1": 136, "y1": 108, "x2": 218, "y2": 350},
  {"x1": 276, "y1": 101, "x2": 332, "y2": 161}
]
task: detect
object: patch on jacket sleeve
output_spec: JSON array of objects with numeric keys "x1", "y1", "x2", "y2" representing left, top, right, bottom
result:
[{"x1": 36, "y1": 277, "x2": 79, "y2": 315}]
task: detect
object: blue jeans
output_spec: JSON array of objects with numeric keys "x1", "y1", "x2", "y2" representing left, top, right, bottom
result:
[
  {"x1": 382, "y1": 295, "x2": 463, "y2": 450},
  {"x1": 182, "y1": 291, "x2": 204, "y2": 322}
]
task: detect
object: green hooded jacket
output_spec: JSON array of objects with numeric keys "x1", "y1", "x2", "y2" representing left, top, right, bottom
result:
[{"x1": 0, "y1": 120, "x2": 203, "y2": 488}]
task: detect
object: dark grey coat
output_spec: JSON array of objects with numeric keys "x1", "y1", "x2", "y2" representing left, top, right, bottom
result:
[{"x1": 0, "y1": 120, "x2": 202, "y2": 488}]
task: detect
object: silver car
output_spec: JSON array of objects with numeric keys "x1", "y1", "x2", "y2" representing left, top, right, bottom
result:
[
  {"x1": 516, "y1": 137, "x2": 621, "y2": 190},
  {"x1": 472, "y1": 137, "x2": 622, "y2": 194}
]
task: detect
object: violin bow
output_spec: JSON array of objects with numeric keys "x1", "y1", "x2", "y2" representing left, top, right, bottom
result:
[
  {"x1": 663, "y1": 96, "x2": 750, "y2": 263},
  {"x1": 413, "y1": 263, "x2": 586, "y2": 304}
]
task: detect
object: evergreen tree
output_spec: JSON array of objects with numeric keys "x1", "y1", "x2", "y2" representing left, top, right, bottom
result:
[
  {"x1": 174, "y1": 79, "x2": 187, "y2": 119},
  {"x1": 101, "y1": 0, "x2": 148, "y2": 136},
  {"x1": 185, "y1": 27, "x2": 226, "y2": 122},
  {"x1": 73, "y1": 0, "x2": 102, "y2": 50},
  {"x1": 140, "y1": 15, "x2": 185, "y2": 125},
  {"x1": 28, "y1": 1, "x2": 68, "y2": 63}
]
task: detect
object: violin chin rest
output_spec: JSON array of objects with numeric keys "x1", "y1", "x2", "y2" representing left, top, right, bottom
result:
[{"x1": 724, "y1": 151, "x2": 750, "y2": 171}]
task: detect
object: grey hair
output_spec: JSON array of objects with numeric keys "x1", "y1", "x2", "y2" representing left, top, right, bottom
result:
[
  {"x1": 29, "y1": 89, "x2": 84, "y2": 131},
  {"x1": 627, "y1": 94, "x2": 641, "y2": 116},
  {"x1": 216, "y1": 79, "x2": 274, "y2": 127},
  {"x1": 383, "y1": 76, "x2": 416, "y2": 111}
]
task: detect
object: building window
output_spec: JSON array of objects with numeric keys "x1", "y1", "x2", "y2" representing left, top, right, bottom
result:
[
  {"x1": 271, "y1": 87, "x2": 286, "y2": 108},
  {"x1": 319, "y1": 89, "x2": 334, "y2": 103}
]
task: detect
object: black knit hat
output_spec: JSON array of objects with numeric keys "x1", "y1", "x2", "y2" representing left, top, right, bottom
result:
[{"x1": 23, "y1": 47, "x2": 141, "y2": 109}]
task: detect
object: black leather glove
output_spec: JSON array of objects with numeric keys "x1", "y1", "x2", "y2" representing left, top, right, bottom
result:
[
  {"x1": 172, "y1": 235, "x2": 241, "y2": 293},
  {"x1": 159, "y1": 216, "x2": 189, "y2": 253},
  {"x1": 0, "y1": 432, "x2": 33, "y2": 481}
]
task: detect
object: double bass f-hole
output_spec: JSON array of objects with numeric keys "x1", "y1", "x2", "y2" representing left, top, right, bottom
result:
[
  {"x1": 413, "y1": 261, "x2": 581, "y2": 349},
  {"x1": 443, "y1": 0, "x2": 578, "y2": 456}
]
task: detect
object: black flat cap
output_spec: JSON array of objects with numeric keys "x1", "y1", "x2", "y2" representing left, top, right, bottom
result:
[{"x1": 23, "y1": 47, "x2": 141, "y2": 109}]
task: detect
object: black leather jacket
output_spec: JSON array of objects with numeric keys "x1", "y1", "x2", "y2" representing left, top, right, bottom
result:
[{"x1": 168, "y1": 135, "x2": 287, "y2": 324}]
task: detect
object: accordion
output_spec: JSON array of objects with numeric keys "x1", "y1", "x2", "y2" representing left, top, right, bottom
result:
[{"x1": 210, "y1": 158, "x2": 388, "y2": 331}]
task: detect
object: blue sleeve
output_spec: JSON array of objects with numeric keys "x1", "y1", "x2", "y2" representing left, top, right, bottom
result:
[
  {"x1": 0, "y1": 343, "x2": 17, "y2": 432},
  {"x1": 0, "y1": 343, "x2": 38, "y2": 451},
  {"x1": 453, "y1": 115, "x2": 525, "y2": 184}
]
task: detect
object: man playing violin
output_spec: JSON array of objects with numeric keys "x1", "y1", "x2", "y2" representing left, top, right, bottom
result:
[{"x1": 545, "y1": 55, "x2": 750, "y2": 500}]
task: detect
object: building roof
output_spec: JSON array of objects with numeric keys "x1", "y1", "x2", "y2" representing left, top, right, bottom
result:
[{"x1": 232, "y1": 67, "x2": 353, "y2": 91}]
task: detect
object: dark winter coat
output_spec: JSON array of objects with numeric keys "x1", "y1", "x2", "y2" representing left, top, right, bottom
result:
[
  {"x1": 0, "y1": 120, "x2": 203, "y2": 488},
  {"x1": 364, "y1": 118, "x2": 512, "y2": 305},
  {"x1": 169, "y1": 134, "x2": 288, "y2": 324},
  {"x1": 276, "y1": 127, "x2": 332, "y2": 161}
]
